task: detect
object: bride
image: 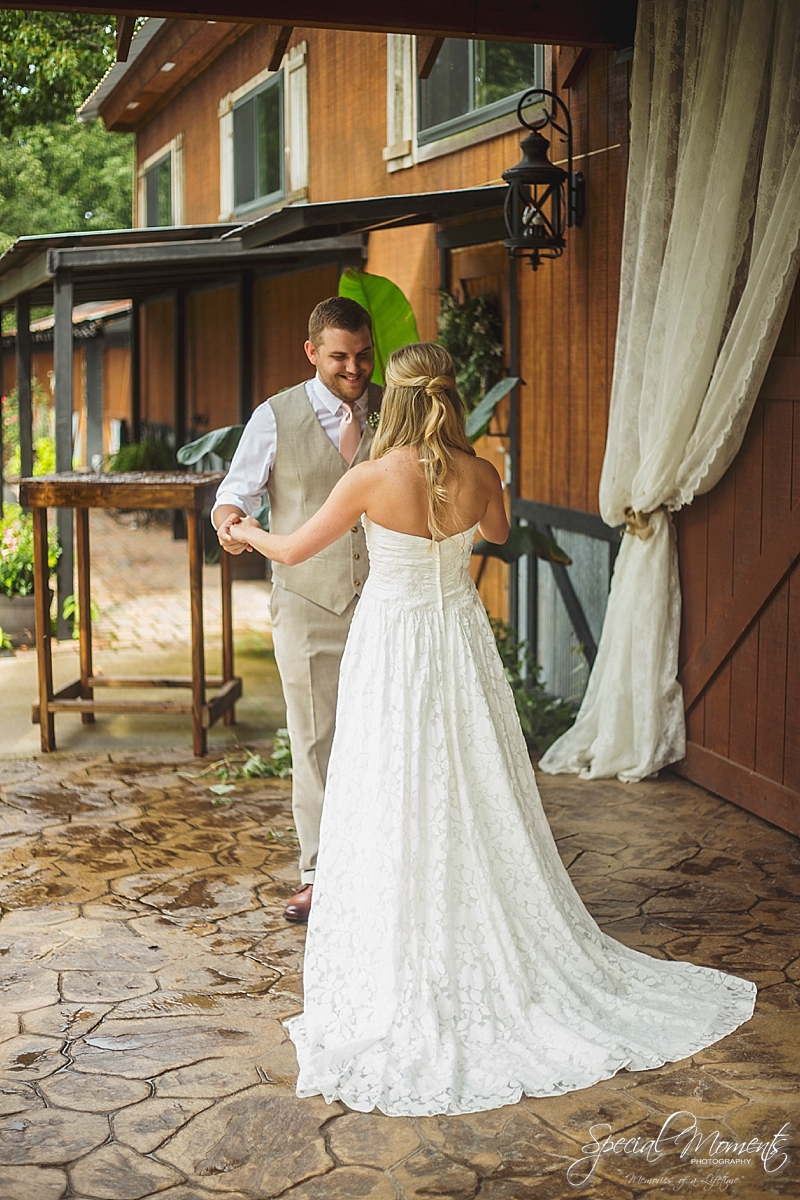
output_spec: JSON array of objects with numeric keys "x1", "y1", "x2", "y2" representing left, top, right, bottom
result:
[{"x1": 229, "y1": 341, "x2": 756, "y2": 1118}]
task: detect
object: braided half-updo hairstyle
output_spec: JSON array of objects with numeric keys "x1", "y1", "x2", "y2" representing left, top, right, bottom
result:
[{"x1": 370, "y1": 342, "x2": 475, "y2": 541}]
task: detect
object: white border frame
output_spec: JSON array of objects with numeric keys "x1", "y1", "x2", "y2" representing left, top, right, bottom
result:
[{"x1": 136, "y1": 133, "x2": 185, "y2": 227}]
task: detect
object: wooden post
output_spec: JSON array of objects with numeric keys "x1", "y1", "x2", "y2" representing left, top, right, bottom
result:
[
  {"x1": 221, "y1": 546, "x2": 235, "y2": 726},
  {"x1": 187, "y1": 507, "x2": 207, "y2": 755},
  {"x1": 32, "y1": 507, "x2": 55, "y2": 750},
  {"x1": 54, "y1": 269, "x2": 74, "y2": 641},
  {"x1": 84, "y1": 335, "x2": 104, "y2": 471},
  {"x1": 15, "y1": 292, "x2": 33, "y2": 483},
  {"x1": 130, "y1": 298, "x2": 141, "y2": 443},
  {"x1": 75, "y1": 507, "x2": 94, "y2": 724},
  {"x1": 238, "y1": 272, "x2": 253, "y2": 424}
]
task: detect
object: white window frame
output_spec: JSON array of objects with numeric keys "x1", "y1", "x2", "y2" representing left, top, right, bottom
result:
[
  {"x1": 136, "y1": 133, "x2": 185, "y2": 227},
  {"x1": 218, "y1": 41, "x2": 308, "y2": 222},
  {"x1": 384, "y1": 38, "x2": 552, "y2": 173}
]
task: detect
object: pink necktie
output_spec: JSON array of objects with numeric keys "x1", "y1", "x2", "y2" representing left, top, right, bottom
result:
[{"x1": 339, "y1": 401, "x2": 361, "y2": 465}]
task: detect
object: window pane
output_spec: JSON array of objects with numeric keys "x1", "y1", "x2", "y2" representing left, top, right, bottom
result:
[
  {"x1": 145, "y1": 165, "x2": 159, "y2": 226},
  {"x1": 418, "y1": 39, "x2": 470, "y2": 132},
  {"x1": 157, "y1": 158, "x2": 172, "y2": 226},
  {"x1": 475, "y1": 41, "x2": 539, "y2": 108},
  {"x1": 256, "y1": 82, "x2": 282, "y2": 200},
  {"x1": 234, "y1": 98, "x2": 256, "y2": 206}
]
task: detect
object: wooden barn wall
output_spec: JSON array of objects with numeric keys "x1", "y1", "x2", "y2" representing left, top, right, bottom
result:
[
  {"x1": 186, "y1": 285, "x2": 240, "y2": 433},
  {"x1": 674, "y1": 276, "x2": 800, "y2": 836},
  {"x1": 252, "y1": 264, "x2": 340, "y2": 402},
  {"x1": 518, "y1": 48, "x2": 630, "y2": 514},
  {"x1": 141, "y1": 300, "x2": 175, "y2": 429},
  {"x1": 2, "y1": 348, "x2": 55, "y2": 397},
  {"x1": 102, "y1": 345, "x2": 131, "y2": 452},
  {"x1": 366, "y1": 226, "x2": 440, "y2": 342}
]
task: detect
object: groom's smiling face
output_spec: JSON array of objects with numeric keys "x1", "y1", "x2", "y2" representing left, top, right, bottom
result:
[{"x1": 304, "y1": 325, "x2": 374, "y2": 403}]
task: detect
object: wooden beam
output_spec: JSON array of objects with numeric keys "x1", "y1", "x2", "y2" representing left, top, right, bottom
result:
[
  {"x1": 115, "y1": 15, "x2": 136, "y2": 62},
  {"x1": 0, "y1": 251, "x2": 51, "y2": 306},
  {"x1": 417, "y1": 36, "x2": 444, "y2": 79},
  {"x1": 679, "y1": 498, "x2": 800, "y2": 712},
  {"x1": 266, "y1": 24, "x2": 293, "y2": 71},
  {"x1": 559, "y1": 45, "x2": 592, "y2": 89},
  {"x1": 3, "y1": 1, "x2": 637, "y2": 49}
]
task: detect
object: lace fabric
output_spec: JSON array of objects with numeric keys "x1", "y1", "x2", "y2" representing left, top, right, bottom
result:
[
  {"x1": 541, "y1": 0, "x2": 800, "y2": 783},
  {"x1": 285, "y1": 518, "x2": 756, "y2": 1117}
]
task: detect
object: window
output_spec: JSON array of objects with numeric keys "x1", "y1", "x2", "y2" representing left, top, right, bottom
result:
[
  {"x1": 144, "y1": 153, "x2": 172, "y2": 226},
  {"x1": 232, "y1": 74, "x2": 284, "y2": 213},
  {"x1": 136, "y1": 134, "x2": 184, "y2": 228},
  {"x1": 418, "y1": 40, "x2": 544, "y2": 145}
]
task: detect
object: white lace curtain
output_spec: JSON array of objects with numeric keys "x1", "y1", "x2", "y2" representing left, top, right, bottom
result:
[{"x1": 540, "y1": 0, "x2": 800, "y2": 782}]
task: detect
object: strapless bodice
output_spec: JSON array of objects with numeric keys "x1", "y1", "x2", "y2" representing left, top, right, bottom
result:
[{"x1": 362, "y1": 515, "x2": 479, "y2": 609}]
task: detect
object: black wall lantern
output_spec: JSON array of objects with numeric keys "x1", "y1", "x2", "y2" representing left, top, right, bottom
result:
[{"x1": 503, "y1": 88, "x2": 585, "y2": 271}]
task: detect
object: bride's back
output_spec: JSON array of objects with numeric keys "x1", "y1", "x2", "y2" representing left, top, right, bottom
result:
[{"x1": 360, "y1": 446, "x2": 504, "y2": 542}]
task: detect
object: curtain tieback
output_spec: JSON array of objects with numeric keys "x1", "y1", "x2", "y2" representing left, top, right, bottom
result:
[{"x1": 623, "y1": 505, "x2": 664, "y2": 540}]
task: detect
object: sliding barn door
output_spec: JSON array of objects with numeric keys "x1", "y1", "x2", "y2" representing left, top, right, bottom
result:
[{"x1": 674, "y1": 279, "x2": 800, "y2": 837}]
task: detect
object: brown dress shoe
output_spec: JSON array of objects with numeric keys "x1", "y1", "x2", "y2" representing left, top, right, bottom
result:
[{"x1": 284, "y1": 883, "x2": 313, "y2": 923}]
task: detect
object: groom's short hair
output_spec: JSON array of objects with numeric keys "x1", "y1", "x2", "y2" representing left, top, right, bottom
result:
[{"x1": 308, "y1": 297, "x2": 372, "y2": 347}]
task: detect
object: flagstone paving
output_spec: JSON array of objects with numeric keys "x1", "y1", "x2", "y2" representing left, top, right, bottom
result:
[{"x1": 0, "y1": 754, "x2": 798, "y2": 1200}]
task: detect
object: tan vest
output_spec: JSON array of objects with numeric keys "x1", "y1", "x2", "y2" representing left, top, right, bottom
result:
[{"x1": 266, "y1": 381, "x2": 382, "y2": 614}]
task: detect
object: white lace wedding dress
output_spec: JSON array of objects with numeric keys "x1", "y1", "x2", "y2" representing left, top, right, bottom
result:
[{"x1": 285, "y1": 517, "x2": 756, "y2": 1117}]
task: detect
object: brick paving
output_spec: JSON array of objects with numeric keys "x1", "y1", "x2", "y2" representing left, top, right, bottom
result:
[{"x1": 87, "y1": 510, "x2": 270, "y2": 653}]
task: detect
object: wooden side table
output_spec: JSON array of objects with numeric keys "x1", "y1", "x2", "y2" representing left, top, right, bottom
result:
[{"x1": 19, "y1": 472, "x2": 241, "y2": 756}]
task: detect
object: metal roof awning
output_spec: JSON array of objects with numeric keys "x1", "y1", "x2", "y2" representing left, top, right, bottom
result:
[
  {"x1": 234, "y1": 185, "x2": 509, "y2": 250},
  {"x1": 0, "y1": 225, "x2": 365, "y2": 307}
]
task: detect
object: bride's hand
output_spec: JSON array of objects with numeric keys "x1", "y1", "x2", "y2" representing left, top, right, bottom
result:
[{"x1": 229, "y1": 516, "x2": 260, "y2": 544}]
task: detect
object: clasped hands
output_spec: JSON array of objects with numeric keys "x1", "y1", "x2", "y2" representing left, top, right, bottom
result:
[{"x1": 217, "y1": 513, "x2": 262, "y2": 554}]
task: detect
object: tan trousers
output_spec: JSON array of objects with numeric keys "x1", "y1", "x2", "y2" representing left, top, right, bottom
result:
[{"x1": 270, "y1": 585, "x2": 357, "y2": 884}]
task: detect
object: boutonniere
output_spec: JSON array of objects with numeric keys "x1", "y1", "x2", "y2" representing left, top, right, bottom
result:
[{"x1": 367, "y1": 409, "x2": 381, "y2": 430}]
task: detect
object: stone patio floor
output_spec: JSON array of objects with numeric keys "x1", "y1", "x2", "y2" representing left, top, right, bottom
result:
[
  {"x1": 0, "y1": 515, "x2": 798, "y2": 1200},
  {"x1": 0, "y1": 757, "x2": 798, "y2": 1200}
]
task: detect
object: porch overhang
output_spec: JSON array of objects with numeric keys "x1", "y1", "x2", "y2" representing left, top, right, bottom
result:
[
  {"x1": 234, "y1": 186, "x2": 509, "y2": 251},
  {"x1": 0, "y1": 225, "x2": 366, "y2": 307}
]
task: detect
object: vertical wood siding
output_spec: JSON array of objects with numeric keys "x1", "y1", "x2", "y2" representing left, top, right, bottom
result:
[
  {"x1": 518, "y1": 48, "x2": 629, "y2": 515},
  {"x1": 186, "y1": 285, "x2": 240, "y2": 432},
  {"x1": 253, "y1": 264, "x2": 341, "y2": 402},
  {"x1": 141, "y1": 300, "x2": 175, "y2": 428}
]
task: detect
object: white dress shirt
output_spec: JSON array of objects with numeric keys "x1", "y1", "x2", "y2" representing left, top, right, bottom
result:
[{"x1": 211, "y1": 374, "x2": 369, "y2": 522}]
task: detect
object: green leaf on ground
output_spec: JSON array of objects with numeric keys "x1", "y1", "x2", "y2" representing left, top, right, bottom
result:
[{"x1": 338, "y1": 268, "x2": 419, "y2": 385}]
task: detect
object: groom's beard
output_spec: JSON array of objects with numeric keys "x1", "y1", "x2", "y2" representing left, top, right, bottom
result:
[{"x1": 317, "y1": 364, "x2": 370, "y2": 404}]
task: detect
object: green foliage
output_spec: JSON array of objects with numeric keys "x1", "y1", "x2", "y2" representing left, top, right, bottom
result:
[
  {"x1": 179, "y1": 731, "x2": 294, "y2": 802},
  {"x1": 465, "y1": 376, "x2": 518, "y2": 442},
  {"x1": 0, "y1": 626, "x2": 13, "y2": 653},
  {"x1": 177, "y1": 425, "x2": 245, "y2": 466},
  {"x1": 61, "y1": 592, "x2": 100, "y2": 638},
  {"x1": 2, "y1": 379, "x2": 56, "y2": 477},
  {"x1": 0, "y1": 117, "x2": 133, "y2": 241},
  {"x1": 489, "y1": 616, "x2": 576, "y2": 755},
  {"x1": 0, "y1": 11, "x2": 117, "y2": 134},
  {"x1": 0, "y1": 503, "x2": 60, "y2": 597},
  {"x1": 438, "y1": 289, "x2": 504, "y2": 410},
  {"x1": 338, "y1": 268, "x2": 420, "y2": 386},
  {"x1": 107, "y1": 433, "x2": 177, "y2": 473},
  {"x1": 473, "y1": 525, "x2": 571, "y2": 566}
]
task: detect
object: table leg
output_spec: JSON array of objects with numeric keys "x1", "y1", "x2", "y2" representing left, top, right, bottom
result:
[
  {"x1": 187, "y1": 508, "x2": 207, "y2": 756},
  {"x1": 220, "y1": 546, "x2": 235, "y2": 726},
  {"x1": 32, "y1": 508, "x2": 55, "y2": 751},
  {"x1": 75, "y1": 508, "x2": 94, "y2": 724}
]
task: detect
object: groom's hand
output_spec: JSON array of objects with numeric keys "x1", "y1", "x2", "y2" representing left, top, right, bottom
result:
[{"x1": 215, "y1": 509, "x2": 249, "y2": 554}]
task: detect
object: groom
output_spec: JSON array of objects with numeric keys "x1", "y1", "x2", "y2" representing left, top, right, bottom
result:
[{"x1": 212, "y1": 297, "x2": 381, "y2": 922}]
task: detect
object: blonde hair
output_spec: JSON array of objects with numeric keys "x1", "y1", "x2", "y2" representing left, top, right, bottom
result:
[{"x1": 371, "y1": 342, "x2": 475, "y2": 540}]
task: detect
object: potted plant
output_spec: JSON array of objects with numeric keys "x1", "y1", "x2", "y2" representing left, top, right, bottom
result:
[{"x1": 0, "y1": 504, "x2": 60, "y2": 645}]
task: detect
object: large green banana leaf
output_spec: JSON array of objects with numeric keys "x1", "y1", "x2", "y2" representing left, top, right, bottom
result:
[
  {"x1": 338, "y1": 268, "x2": 420, "y2": 385},
  {"x1": 473, "y1": 525, "x2": 571, "y2": 566}
]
